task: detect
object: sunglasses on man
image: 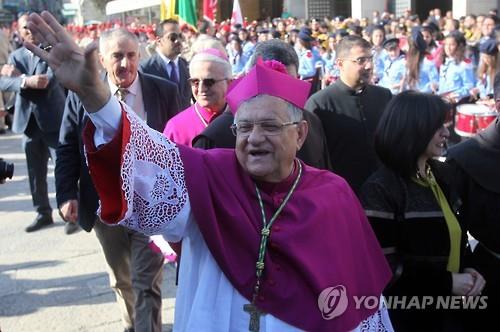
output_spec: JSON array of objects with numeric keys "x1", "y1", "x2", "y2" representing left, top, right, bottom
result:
[
  {"x1": 165, "y1": 32, "x2": 183, "y2": 42},
  {"x1": 188, "y1": 78, "x2": 228, "y2": 88}
]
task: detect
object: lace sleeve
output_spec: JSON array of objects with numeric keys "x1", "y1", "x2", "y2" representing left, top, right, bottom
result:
[
  {"x1": 353, "y1": 296, "x2": 394, "y2": 332},
  {"x1": 96, "y1": 109, "x2": 189, "y2": 236}
]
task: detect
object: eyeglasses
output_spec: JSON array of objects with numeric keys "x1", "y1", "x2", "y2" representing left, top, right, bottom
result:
[
  {"x1": 188, "y1": 78, "x2": 228, "y2": 88},
  {"x1": 166, "y1": 32, "x2": 183, "y2": 42},
  {"x1": 230, "y1": 121, "x2": 299, "y2": 136},
  {"x1": 341, "y1": 56, "x2": 373, "y2": 65}
]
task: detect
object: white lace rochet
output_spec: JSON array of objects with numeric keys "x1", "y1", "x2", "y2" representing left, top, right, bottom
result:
[{"x1": 96, "y1": 109, "x2": 189, "y2": 236}]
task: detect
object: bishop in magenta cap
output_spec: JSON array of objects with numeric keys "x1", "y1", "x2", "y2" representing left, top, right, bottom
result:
[{"x1": 82, "y1": 59, "x2": 393, "y2": 331}]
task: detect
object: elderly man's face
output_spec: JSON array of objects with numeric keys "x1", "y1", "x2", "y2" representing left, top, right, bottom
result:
[
  {"x1": 99, "y1": 37, "x2": 139, "y2": 88},
  {"x1": 235, "y1": 95, "x2": 308, "y2": 183},
  {"x1": 189, "y1": 60, "x2": 229, "y2": 112}
]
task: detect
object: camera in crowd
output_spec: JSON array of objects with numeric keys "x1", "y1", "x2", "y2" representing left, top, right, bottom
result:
[{"x1": 0, "y1": 158, "x2": 14, "y2": 182}]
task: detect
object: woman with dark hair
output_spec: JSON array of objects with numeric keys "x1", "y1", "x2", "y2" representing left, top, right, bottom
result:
[
  {"x1": 438, "y1": 32, "x2": 475, "y2": 103},
  {"x1": 360, "y1": 91, "x2": 485, "y2": 332},
  {"x1": 421, "y1": 25, "x2": 439, "y2": 53},
  {"x1": 421, "y1": 24, "x2": 444, "y2": 69},
  {"x1": 403, "y1": 28, "x2": 439, "y2": 93}
]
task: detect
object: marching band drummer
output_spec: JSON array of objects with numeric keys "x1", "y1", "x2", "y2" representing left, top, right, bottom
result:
[
  {"x1": 471, "y1": 38, "x2": 498, "y2": 104},
  {"x1": 437, "y1": 32, "x2": 475, "y2": 104},
  {"x1": 378, "y1": 38, "x2": 406, "y2": 94}
]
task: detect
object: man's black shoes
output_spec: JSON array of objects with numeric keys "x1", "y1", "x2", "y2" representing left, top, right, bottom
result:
[{"x1": 25, "y1": 214, "x2": 54, "y2": 232}]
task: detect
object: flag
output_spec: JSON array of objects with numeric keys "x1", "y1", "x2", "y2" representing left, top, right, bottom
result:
[
  {"x1": 231, "y1": 0, "x2": 243, "y2": 25},
  {"x1": 161, "y1": 0, "x2": 178, "y2": 20},
  {"x1": 178, "y1": 0, "x2": 197, "y2": 29},
  {"x1": 203, "y1": 0, "x2": 217, "y2": 23}
]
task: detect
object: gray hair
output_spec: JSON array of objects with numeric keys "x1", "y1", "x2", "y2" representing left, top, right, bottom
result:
[
  {"x1": 236, "y1": 95, "x2": 303, "y2": 122},
  {"x1": 99, "y1": 28, "x2": 139, "y2": 54},
  {"x1": 247, "y1": 39, "x2": 299, "y2": 74},
  {"x1": 189, "y1": 52, "x2": 232, "y2": 78}
]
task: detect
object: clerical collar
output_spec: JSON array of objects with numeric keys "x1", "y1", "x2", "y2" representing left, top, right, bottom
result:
[
  {"x1": 255, "y1": 159, "x2": 300, "y2": 195},
  {"x1": 336, "y1": 79, "x2": 366, "y2": 95},
  {"x1": 194, "y1": 102, "x2": 228, "y2": 127}
]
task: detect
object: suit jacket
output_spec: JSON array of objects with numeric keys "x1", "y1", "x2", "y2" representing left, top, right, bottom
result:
[
  {"x1": 0, "y1": 46, "x2": 66, "y2": 134},
  {"x1": 55, "y1": 72, "x2": 180, "y2": 231},
  {"x1": 192, "y1": 110, "x2": 332, "y2": 170},
  {"x1": 140, "y1": 53, "x2": 192, "y2": 110}
]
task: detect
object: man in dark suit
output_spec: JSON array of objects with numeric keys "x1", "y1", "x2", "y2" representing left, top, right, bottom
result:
[
  {"x1": 55, "y1": 28, "x2": 179, "y2": 332},
  {"x1": 0, "y1": 14, "x2": 66, "y2": 232},
  {"x1": 305, "y1": 36, "x2": 392, "y2": 195},
  {"x1": 140, "y1": 19, "x2": 191, "y2": 109}
]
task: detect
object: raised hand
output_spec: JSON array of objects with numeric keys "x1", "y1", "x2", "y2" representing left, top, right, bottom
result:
[{"x1": 25, "y1": 11, "x2": 110, "y2": 113}]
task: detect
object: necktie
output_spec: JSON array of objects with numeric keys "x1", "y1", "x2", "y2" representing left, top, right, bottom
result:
[
  {"x1": 168, "y1": 61, "x2": 178, "y2": 84},
  {"x1": 116, "y1": 88, "x2": 129, "y2": 102}
]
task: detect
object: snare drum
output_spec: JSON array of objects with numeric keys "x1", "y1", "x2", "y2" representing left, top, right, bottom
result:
[{"x1": 455, "y1": 104, "x2": 497, "y2": 137}]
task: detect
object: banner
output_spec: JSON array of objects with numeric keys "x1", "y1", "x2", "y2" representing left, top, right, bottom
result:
[
  {"x1": 178, "y1": 0, "x2": 197, "y2": 28},
  {"x1": 161, "y1": 0, "x2": 178, "y2": 20},
  {"x1": 231, "y1": 0, "x2": 243, "y2": 25},
  {"x1": 203, "y1": 0, "x2": 217, "y2": 23}
]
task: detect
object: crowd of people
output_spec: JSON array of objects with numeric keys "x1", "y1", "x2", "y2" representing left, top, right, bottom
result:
[{"x1": 0, "y1": 5, "x2": 499, "y2": 332}]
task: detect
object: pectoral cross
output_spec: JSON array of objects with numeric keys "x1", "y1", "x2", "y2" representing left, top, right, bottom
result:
[{"x1": 243, "y1": 303, "x2": 264, "y2": 332}]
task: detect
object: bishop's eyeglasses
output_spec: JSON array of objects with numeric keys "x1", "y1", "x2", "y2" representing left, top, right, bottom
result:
[{"x1": 230, "y1": 121, "x2": 300, "y2": 137}]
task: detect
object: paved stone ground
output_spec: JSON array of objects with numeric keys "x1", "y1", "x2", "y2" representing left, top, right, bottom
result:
[{"x1": 0, "y1": 131, "x2": 176, "y2": 332}]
